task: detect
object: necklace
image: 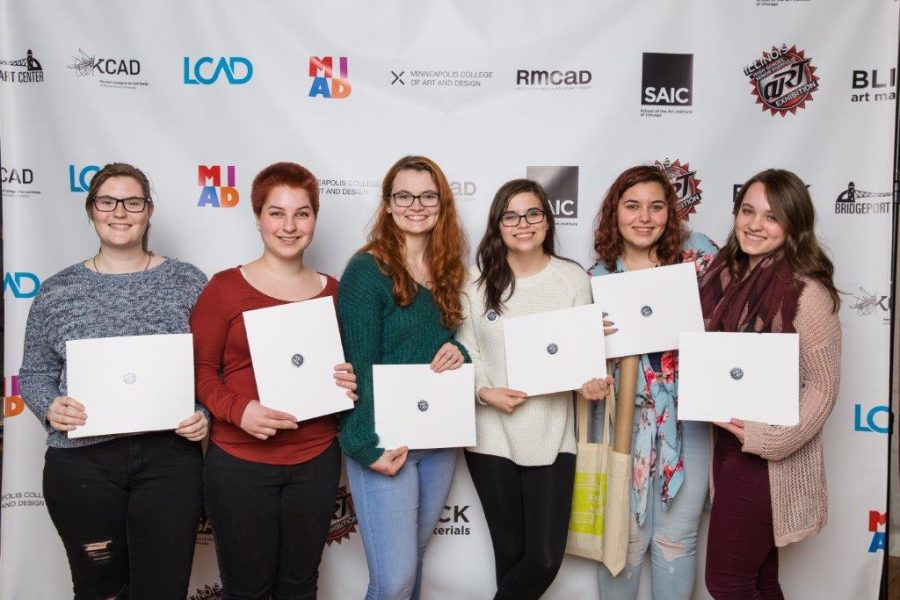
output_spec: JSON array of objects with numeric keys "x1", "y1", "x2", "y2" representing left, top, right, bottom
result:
[
  {"x1": 93, "y1": 251, "x2": 152, "y2": 274},
  {"x1": 622, "y1": 254, "x2": 659, "y2": 272}
]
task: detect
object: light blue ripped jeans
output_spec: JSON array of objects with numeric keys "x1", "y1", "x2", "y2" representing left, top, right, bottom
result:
[{"x1": 593, "y1": 405, "x2": 710, "y2": 600}]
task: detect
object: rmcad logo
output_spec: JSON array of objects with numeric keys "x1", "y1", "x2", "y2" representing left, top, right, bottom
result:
[
  {"x1": 4, "y1": 272, "x2": 40, "y2": 299},
  {"x1": 197, "y1": 165, "x2": 239, "y2": 208},
  {"x1": 183, "y1": 57, "x2": 252, "y2": 85},
  {"x1": 309, "y1": 56, "x2": 351, "y2": 99},
  {"x1": 69, "y1": 164, "x2": 100, "y2": 192}
]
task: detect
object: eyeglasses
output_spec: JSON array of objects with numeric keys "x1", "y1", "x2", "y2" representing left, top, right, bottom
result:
[
  {"x1": 390, "y1": 191, "x2": 440, "y2": 208},
  {"x1": 500, "y1": 208, "x2": 546, "y2": 227},
  {"x1": 93, "y1": 196, "x2": 150, "y2": 213}
]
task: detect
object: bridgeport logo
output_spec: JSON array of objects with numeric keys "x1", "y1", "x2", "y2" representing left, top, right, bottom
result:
[
  {"x1": 183, "y1": 57, "x2": 252, "y2": 85},
  {"x1": 309, "y1": 56, "x2": 351, "y2": 99},
  {"x1": 197, "y1": 165, "x2": 239, "y2": 208},
  {"x1": 69, "y1": 164, "x2": 100, "y2": 193},
  {"x1": 4, "y1": 272, "x2": 40, "y2": 299}
]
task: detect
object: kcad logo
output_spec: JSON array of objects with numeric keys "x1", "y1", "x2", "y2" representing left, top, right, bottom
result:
[
  {"x1": 69, "y1": 49, "x2": 147, "y2": 90},
  {"x1": 183, "y1": 56, "x2": 252, "y2": 85},
  {"x1": 198, "y1": 165, "x2": 239, "y2": 208},
  {"x1": 743, "y1": 44, "x2": 819, "y2": 116},
  {"x1": 309, "y1": 56, "x2": 351, "y2": 99},
  {"x1": 526, "y1": 166, "x2": 579, "y2": 224},
  {"x1": 0, "y1": 49, "x2": 43, "y2": 84},
  {"x1": 656, "y1": 158, "x2": 702, "y2": 220}
]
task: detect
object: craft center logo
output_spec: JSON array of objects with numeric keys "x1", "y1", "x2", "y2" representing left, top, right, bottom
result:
[
  {"x1": 68, "y1": 49, "x2": 147, "y2": 89},
  {"x1": 0, "y1": 49, "x2": 43, "y2": 83},
  {"x1": 318, "y1": 176, "x2": 380, "y2": 199},
  {"x1": 851, "y1": 68, "x2": 896, "y2": 103},
  {"x1": 326, "y1": 485, "x2": 357, "y2": 544},
  {"x1": 197, "y1": 165, "x2": 239, "y2": 208},
  {"x1": 656, "y1": 158, "x2": 702, "y2": 220},
  {"x1": 1, "y1": 166, "x2": 39, "y2": 198},
  {"x1": 389, "y1": 68, "x2": 493, "y2": 89},
  {"x1": 641, "y1": 53, "x2": 693, "y2": 117},
  {"x1": 434, "y1": 504, "x2": 471, "y2": 535},
  {"x1": 854, "y1": 404, "x2": 889, "y2": 434},
  {"x1": 516, "y1": 67, "x2": 592, "y2": 90},
  {"x1": 849, "y1": 286, "x2": 890, "y2": 324},
  {"x1": 527, "y1": 166, "x2": 579, "y2": 225},
  {"x1": 4, "y1": 375, "x2": 24, "y2": 419},
  {"x1": 743, "y1": 44, "x2": 818, "y2": 116},
  {"x1": 868, "y1": 510, "x2": 886, "y2": 552},
  {"x1": 4, "y1": 272, "x2": 41, "y2": 299},
  {"x1": 834, "y1": 181, "x2": 891, "y2": 215},
  {"x1": 309, "y1": 56, "x2": 351, "y2": 99},
  {"x1": 183, "y1": 56, "x2": 252, "y2": 85}
]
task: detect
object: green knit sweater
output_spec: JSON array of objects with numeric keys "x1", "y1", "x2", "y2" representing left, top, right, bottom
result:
[{"x1": 338, "y1": 252, "x2": 469, "y2": 466}]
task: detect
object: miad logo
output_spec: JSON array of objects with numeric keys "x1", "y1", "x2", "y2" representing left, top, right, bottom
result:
[
  {"x1": 69, "y1": 164, "x2": 101, "y2": 193},
  {"x1": 743, "y1": 44, "x2": 819, "y2": 116},
  {"x1": 641, "y1": 53, "x2": 693, "y2": 107},
  {"x1": 326, "y1": 485, "x2": 357, "y2": 544},
  {"x1": 4, "y1": 272, "x2": 40, "y2": 299},
  {"x1": 526, "y1": 166, "x2": 579, "y2": 224},
  {"x1": 309, "y1": 56, "x2": 351, "y2": 99},
  {"x1": 434, "y1": 504, "x2": 471, "y2": 535},
  {"x1": 0, "y1": 49, "x2": 44, "y2": 83},
  {"x1": 655, "y1": 158, "x2": 702, "y2": 220},
  {"x1": 851, "y1": 68, "x2": 896, "y2": 103},
  {"x1": 834, "y1": 181, "x2": 891, "y2": 215},
  {"x1": 197, "y1": 165, "x2": 239, "y2": 208},
  {"x1": 4, "y1": 375, "x2": 24, "y2": 419},
  {"x1": 868, "y1": 510, "x2": 886, "y2": 552},
  {"x1": 183, "y1": 57, "x2": 252, "y2": 85},
  {"x1": 853, "y1": 404, "x2": 889, "y2": 434}
]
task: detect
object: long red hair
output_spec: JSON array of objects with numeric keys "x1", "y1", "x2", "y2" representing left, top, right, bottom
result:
[{"x1": 362, "y1": 156, "x2": 468, "y2": 329}]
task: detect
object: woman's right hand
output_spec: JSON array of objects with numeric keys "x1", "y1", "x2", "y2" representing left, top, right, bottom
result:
[
  {"x1": 603, "y1": 311, "x2": 618, "y2": 336},
  {"x1": 239, "y1": 400, "x2": 299, "y2": 440},
  {"x1": 478, "y1": 387, "x2": 527, "y2": 414},
  {"x1": 369, "y1": 447, "x2": 409, "y2": 476},
  {"x1": 47, "y1": 396, "x2": 86, "y2": 432}
]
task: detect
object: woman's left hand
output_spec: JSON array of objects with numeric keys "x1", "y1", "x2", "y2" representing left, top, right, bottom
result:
[
  {"x1": 334, "y1": 362, "x2": 359, "y2": 401},
  {"x1": 431, "y1": 342, "x2": 464, "y2": 373},
  {"x1": 176, "y1": 411, "x2": 208, "y2": 442},
  {"x1": 715, "y1": 418, "x2": 745, "y2": 443},
  {"x1": 602, "y1": 312, "x2": 618, "y2": 336},
  {"x1": 581, "y1": 376, "x2": 614, "y2": 401}
]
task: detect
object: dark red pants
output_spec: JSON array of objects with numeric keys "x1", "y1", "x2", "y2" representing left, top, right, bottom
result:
[{"x1": 705, "y1": 431, "x2": 784, "y2": 600}]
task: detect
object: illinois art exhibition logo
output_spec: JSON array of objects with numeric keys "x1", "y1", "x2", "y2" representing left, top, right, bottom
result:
[
  {"x1": 309, "y1": 56, "x2": 351, "y2": 99},
  {"x1": 743, "y1": 44, "x2": 819, "y2": 116},
  {"x1": 655, "y1": 158, "x2": 702, "y2": 220},
  {"x1": 526, "y1": 166, "x2": 579, "y2": 224},
  {"x1": 68, "y1": 49, "x2": 148, "y2": 90},
  {"x1": 641, "y1": 53, "x2": 693, "y2": 117},
  {"x1": 198, "y1": 165, "x2": 239, "y2": 208},
  {"x1": 834, "y1": 181, "x2": 891, "y2": 215},
  {"x1": 0, "y1": 49, "x2": 44, "y2": 83},
  {"x1": 326, "y1": 485, "x2": 357, "y2": 544},
  {"x1": 183, "y1": 56, "x2": 253, "y2": 85}
]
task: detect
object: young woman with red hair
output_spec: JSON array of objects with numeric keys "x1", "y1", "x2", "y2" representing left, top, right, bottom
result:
[{"x1": 338, "y1": 155, "x2": 469, "y2": 600}]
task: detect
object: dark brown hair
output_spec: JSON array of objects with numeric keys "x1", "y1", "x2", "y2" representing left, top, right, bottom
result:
[
  {"x1": 251, "y1": 162, "x2": 319, "y2": 216},
  {"x1": 84, "y1": 163, "x2": 153, "y2": 251}
]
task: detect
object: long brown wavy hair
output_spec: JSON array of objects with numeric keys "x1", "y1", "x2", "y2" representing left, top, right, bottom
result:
[
  {"x1": 361, "y1": 156, "x2": 468, "y2": 329},
  {"x1": 593, "y1": 165, "x2": 687, "y2": 271},
  {"x1": 720, "y1": 169, "x2": 840, "y2": 312}
]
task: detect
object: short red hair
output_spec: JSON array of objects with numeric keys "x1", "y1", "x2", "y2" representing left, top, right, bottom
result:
[{"x1": 251, "y1": 162, "x2": 319, "y2": 216}]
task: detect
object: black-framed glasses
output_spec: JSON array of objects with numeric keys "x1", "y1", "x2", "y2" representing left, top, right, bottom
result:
[
  {"x1": 92, "y1": 196, "x2": 150, "y2": 213},
  {"x1": 500, "y1": 208, "x2": 546, "y2": 227},
  {"x1": 390, "y1": 191, "x2": 440, "y2": 208}
]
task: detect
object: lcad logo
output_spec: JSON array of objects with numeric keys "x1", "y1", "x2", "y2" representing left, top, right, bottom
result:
[
  {"x1": 183, "y1": 57, "x2": 253, "y2": 85},
  {"x1": 69, "y1": 164, "x2": 100, "y2": 192},
  {"x1": 4, "y1": 272, "x2": 40, "y2": 299}
]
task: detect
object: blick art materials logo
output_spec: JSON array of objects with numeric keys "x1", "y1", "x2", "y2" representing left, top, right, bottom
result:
[
  {"x1": 743, "y1": 44, "x2": 819, "y2": 116},
  {"x1": 309, "y1": 56, "x2": 351, "y2": 99}
]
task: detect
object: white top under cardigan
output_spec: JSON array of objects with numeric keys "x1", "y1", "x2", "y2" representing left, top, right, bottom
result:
[{"x1": 455, "y1": 257, "x2": 593, "y2": 466}]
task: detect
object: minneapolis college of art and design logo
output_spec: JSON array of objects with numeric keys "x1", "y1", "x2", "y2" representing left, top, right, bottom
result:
[
  {"x1": 197, "y1": 165, "x2": 239, "y2": 208},
  {"x1": 834, "y1": 181, "x2": 891, "y2": 215},
  {"x1": 743, "y1": 44, "x2": 818, "y2": 116},
  {"x1": 641, "y1": 53, "x2": 693, "y2": 117},
  {"x1": 309, "y1": 56, "x2": 351, "y2": 99},
  {"x1": 0, "y1": 49, "x2": 43, "y2": 83},
  {"x1": 526, "y1": 166, "x2": 579, "y2": 224},
  {"x1": 390, "y1": 67, "x2": 493, "y2": 89},
  {"x1": 326, "y1": 485, "x2": 357, "y2": 545},
  {"x1": 655, "y1": 158, "x2": 702, "y2": 220},
  {"x1": 68, "y1": 49, "x2": 147, "y2": 89}
]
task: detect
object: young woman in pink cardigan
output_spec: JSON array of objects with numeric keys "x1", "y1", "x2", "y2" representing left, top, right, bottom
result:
[{"x1": 699, "y1": 169, "x2": 842, "y2": 599}]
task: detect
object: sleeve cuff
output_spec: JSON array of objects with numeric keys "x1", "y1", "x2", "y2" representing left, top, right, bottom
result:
[{"x1": 741, "y1": 420, "x2": 767, "y2": 456}]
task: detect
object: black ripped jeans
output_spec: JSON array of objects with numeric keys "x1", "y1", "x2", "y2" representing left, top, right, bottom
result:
[{"x1": 43, "y1": 432, "x2": 203, "y2": 600}]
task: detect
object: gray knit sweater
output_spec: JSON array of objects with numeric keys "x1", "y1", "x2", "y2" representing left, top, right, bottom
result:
[{"x1": 19, "y1": 258, "x2": 208, "y2": 448}]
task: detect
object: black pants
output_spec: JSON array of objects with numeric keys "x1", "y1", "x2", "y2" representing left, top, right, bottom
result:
[
  {"x1": 203, "y1": 441, "x2": 341, "y2": 600},
  {"x1": 464, "y1": 451, "x2": 576, "y2": 600},
  {"x1": 43, "y1": 432, "x2": 203, "y2": 600}
]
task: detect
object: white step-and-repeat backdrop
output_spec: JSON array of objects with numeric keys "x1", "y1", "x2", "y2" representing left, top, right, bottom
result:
[{"x1": 1, "y1": 1, "x2": 896, "y2": 598}]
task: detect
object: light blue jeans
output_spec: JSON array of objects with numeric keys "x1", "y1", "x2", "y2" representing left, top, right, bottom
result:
[
  {"x1": 345, "y1": 448, "x2": 457, "y2": 600},
  {"x1": 593, "y1": 408, "x2": 710, "y2": 600}
]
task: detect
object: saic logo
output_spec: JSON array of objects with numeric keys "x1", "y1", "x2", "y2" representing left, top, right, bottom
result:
[
  {"x1": 853, "y1": 404, "x2": 889, "y2": 434},
  {"x1": 4, "y1": 272, "x2": 41, "y2": 299},
  {"x1": 526, "y1": 166, "x2": 578, "y2": 224},
  {"x1": 834, "y1": 181, "x2": 891, "y2": 215},
  {"x1": 69, "y1": 164, "x2": 100, "y2": 192},
  {"x1": 69, "y1": 49, "x2": 141, "y2": 77},
  {"x1": 326, "y1": 485, "x2": 357, "y2": 544},
  {"x1": 743, "y1": 44, "x2": 819, "y2": 116},
  {"x1": 197, "y1": 165, "x2": 239, "y2": 208},
  {"x1": 3, "y1": 375, "x2": 24, "y2": 418},
  {"x1": 434, "y1": 505, "x2": 471, "y2": 535},
  {"x1": 642, "y1": 53, "x2": 693, "y2": 106},
  {"x1": 656, "y1": 158, "x2": 702, "y2": 220},
  {"x1": 0, "y1": 49, "x2": 44, "y2": 83},
  {"x1": 1, "y1": 167, "x2": 33, "y2": 184},
  {"x1": 851, "y1": 68, "x2": 896, "y2": 103},
  {"x1": 868, "y1": 510, "x2": 886, "y2": 552},
  {"x1": 183, "y1": 57, "x2": 253, "y2": 85},
  {"x1": 516, "y1": 68, "x2": 592, "y2": 89},
  {"x1": 309, "y1": 56, "x2": 351, "y2": 99}
]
